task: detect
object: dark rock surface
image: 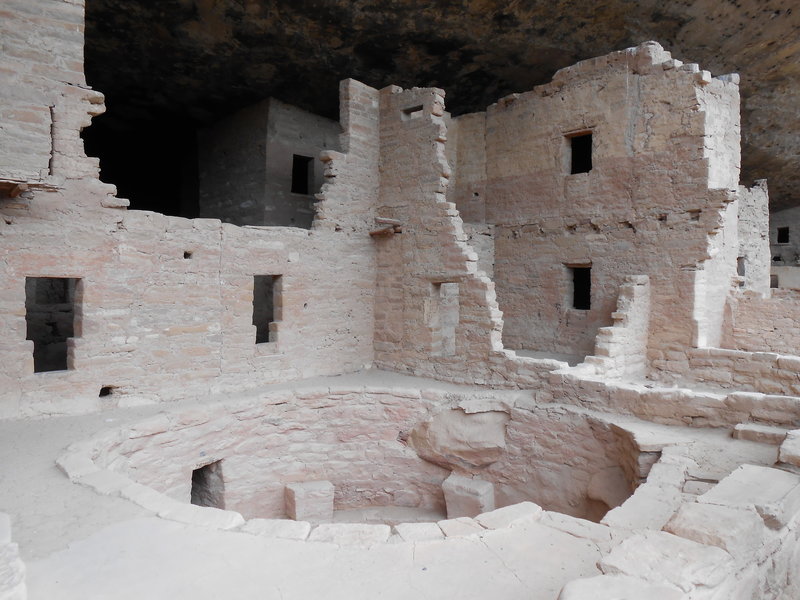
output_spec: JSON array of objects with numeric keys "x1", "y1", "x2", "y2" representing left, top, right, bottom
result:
[{"x1": 84, "y1": 0, "x2": 799, "y2": 210}]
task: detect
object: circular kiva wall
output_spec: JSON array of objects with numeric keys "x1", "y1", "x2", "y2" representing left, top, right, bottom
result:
[{"x1": 88, "y1": 388, "x2": 637, "y2": 522}]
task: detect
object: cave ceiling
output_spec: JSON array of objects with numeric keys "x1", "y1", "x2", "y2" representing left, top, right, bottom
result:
[{"x1": 84, "y1": 0, "x2": 800, "y2": 210}]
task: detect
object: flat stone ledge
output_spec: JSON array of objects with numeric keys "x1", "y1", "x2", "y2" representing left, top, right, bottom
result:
[
  {"x1": 393, "y1": 522, "x2": 445, "y2": 542},
  {"x1": 156, "y1": 503, "x2": 245, "y2": 530},
  {"x1": 698, "y1": 464, "x2": 800, "y2": 529},
  {"x1": 558, "y1": 574, "x2": 684, "y2": 599},
  {"x1": 664, "y1": 502, "x2": 764, "y2": 562},
  {"x1": 733, "y1": 423, "x2": 789, "y2": 445},
  {"x1": 307, "y1": 523, "x2": 391, "y2": 546},
  {"x1": 437, "y1": 517, "x2": 485, "y2": 538},
  {"x1": 475, "y1": 501, "x2": 542, "y2": 529},
  {"x1": 779, "y1": 430, "x2": 800, "y2": 467},
  {"x1": 600, "y1": 530, "x2": 735, "y2": 592},
  {"x1": 241, "y1": 518, "x2": 311, "y2": 540}
]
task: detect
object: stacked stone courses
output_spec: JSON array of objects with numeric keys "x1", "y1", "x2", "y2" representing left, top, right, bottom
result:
[{"x1": 4, "y1": 1, "x2": 800, "y2": 597}]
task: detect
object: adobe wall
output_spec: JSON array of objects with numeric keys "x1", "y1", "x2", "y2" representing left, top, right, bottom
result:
[
  {"x1": 0, "y1": 1, "x2": 377, "y2": 419},
  {"x1": 447, "y1": 43, "x2": 744, "y2": 362}
]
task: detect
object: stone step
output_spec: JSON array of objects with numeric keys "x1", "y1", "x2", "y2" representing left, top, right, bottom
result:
[{"x1": 732, "y1": 423, "x2": 790, "y2": 445}]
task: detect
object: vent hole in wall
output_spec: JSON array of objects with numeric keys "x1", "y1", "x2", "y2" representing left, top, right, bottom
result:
[{"x1": 191, "y1": 460, "x2": 225, "y2": 509}]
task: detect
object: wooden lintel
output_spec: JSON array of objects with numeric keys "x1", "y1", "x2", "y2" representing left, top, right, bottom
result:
[
  {"x1": 369, "y1": 226, "x2": 395, "y2": 237},
  {"x1": 9, "y1": 183, "x2": 28, "y2": 198},
  {"x1": 375, "y1": 217, "x2": 402, "y2": 226}
]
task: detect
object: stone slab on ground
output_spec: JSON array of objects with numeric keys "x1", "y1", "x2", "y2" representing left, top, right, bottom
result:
[
  {"x1": 307, "y1": 523, "x2": 391, "y2": 546},
  {"x1": 558, "y1": 574, "x2": 684, "y2": 599},
  {"x1": 437, "y1": 517, "x2": 485, "y2": 538},
  {"x1": 241, "y1": 519, "x2": 311, "y2": 541},
  {"x1": 475, "y1": 501, "x2": 542, "y2": 529},
  {"x1": 600, "y1": 530, "x2": 735, "y2": 593},
  {"x1": 393, "y1": 522, "x2": 445, "y2": 542},
  {"x1": 697, "y1": 464, "x2": 800, "y2": 529},
  {"x1": 664, "y1": 501, "x2": 764, "y2": 562}
]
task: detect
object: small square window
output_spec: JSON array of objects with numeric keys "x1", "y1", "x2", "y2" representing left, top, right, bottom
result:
[{"x1": 777, "y1": 227, "x2": 789, "y2": 244}]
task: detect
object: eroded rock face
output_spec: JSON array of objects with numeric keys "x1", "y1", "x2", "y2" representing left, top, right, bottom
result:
[
  {"x1": 84, "y1": 0, "x2": 800, "y2": 209},
  {"x1": 408, "y1": 408, "x2": 510, "y2": 469}
]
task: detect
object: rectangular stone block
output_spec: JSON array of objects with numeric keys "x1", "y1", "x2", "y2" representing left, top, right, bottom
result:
[
  {"x1": 442, "y1": 472, "x2": 495, "y2": 518},
  {"x1": 285, "y1": 480, "x2": 334, "y2": 521}
]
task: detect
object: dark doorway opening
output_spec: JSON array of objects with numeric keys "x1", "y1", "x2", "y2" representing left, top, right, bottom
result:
[
  {"x1": 569, "y1": 133, "x2": 592, "y2": 174},
  {"x1": 777, "y1": 227, "x2": 790, "y2": 244},
  {"x1": 253, "y1": 275, "x2": 281, "y2": 344},
  {"x1": 191, "y1": 460, "x2": 225, "y2": 509},
  {"x1": 570, "y1": 267, "x2": 591, "y2": 310},
  {"x1": 291, "y1": 155, "x2": 313, "y2": 195},
  {"x1": 25, "y1": 277, "x2": 80, "y2": 372},
  {"x1": 82, "y1": 117, "x2": 200, "y2": 218}
]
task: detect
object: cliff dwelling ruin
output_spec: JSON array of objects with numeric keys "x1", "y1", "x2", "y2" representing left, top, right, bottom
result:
[{"x1": 2, "y1": 1, "x2": 800, "y2": 599}]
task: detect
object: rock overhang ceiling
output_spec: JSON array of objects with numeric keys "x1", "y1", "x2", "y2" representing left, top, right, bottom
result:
[{"x1": 84, "y1": 0, "x2": 800, "y2": 210}]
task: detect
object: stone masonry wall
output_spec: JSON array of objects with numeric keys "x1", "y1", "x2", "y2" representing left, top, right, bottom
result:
[
  {"x1": 197, "y1": 100, "x2": 270, "y2": 226},
  {"x1": 263, "y1": 99, "x2": 341, "y2": 228},
  {"x1": 371, "y1": 85, "x2": 505, "y2": 381},
  {"x1": 724, "y1": 288, "x2": 800, "y2": 356},
  {"x1": 769, "y1": 205, "x2": 800, "y2": 265},
  {"x1": 0, "y1": 3, "x2": 377, "y2": 418},
  {"x1": 0, "y1": 0, "x2": 96, "y2": 184},
  {"x1": 82, "y1": 388, "x2": 632, "y2": 522},
  {"x1": 198, "y1": 99, "x2": 341, "y2": 227},
  {"x1": 448, "y1": 43, "x2": 742, "y2": 365},
  {"x1": 736, "y1": 180, "x2": 771, "y2": 293}
]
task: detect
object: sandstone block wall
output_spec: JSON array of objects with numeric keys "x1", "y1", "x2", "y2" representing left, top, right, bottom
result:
[
  {"x1": 371, "y1": 85, "x2": 505, "y2": 381},
  {"x1": 723, "y1": 289, "x2": 800, "y2": 356},
  {"x1": 0, "y1": 4, "x2": 379, "y2": 418},
  {"x1": 769, "y1": 204, "x2": 800, "y2": 264},
  {"x1": 198, "y1": 98, "x2": 341, "y2": 228},
  {"x1": 447, "y1": 42, "x2": 745, "y2": 365},
  {"x1": 76, "y1": 388, "x2": 636, "y2": 522}
]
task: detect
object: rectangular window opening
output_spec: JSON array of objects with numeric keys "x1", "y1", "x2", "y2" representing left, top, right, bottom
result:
[
  {"x1": 430, "y1": 282, "x2": 460, "y2": 356},
  {"x1": 291, "y1": 154, "x2": 313, "y2": 195},
  {"x1": 777, "y1": 226, "x2": 790, "y2": 244},
  {"x1": 191, "y1": 460, "x2": 225, "y2": 509},
  {"x1": 570, "y1": 267, "x2": 591, "y2": 310},
  {"x1": 25, "y1": 277, "x2": 80, "y2": 372},
  {"x1": 568, "y1": 132, "x2": 592, "y2": 174},
  {"x1": 401, "y1": 105, "x2": 424, "y2": 121},
  {"x1": 737, "y1": 257, "x2": 746, "y2": 277},
  {"x1": 253, "y1": 275, "x2": 281, "y2": 344}
]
